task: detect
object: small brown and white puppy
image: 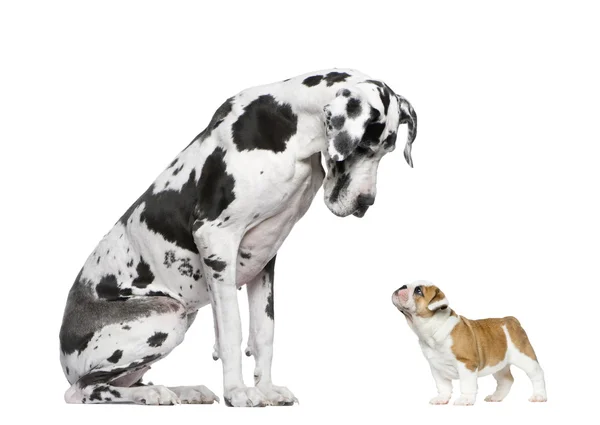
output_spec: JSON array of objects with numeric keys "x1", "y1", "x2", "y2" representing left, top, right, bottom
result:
[{"x1": 391, "y1": 281, "x2": 547, "y2": 406}]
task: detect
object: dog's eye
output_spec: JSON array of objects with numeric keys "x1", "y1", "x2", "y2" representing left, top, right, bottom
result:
[{"x1": 414, "y1": 286, "x2": 423, "y2": 296}]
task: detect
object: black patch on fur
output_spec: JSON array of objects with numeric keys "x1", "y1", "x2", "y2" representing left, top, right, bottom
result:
[
  {"x1": 346, "y1": 98, "x2": 362, "y2": 118},
  {"x1": 172, "y1": 164, "x2": 184, "y2": 176},
  {"x1": 365, "y1": 79, "x2": 395, "y2": 116},
  {"x1": 331, "y1": 115, "x2": 345, "y2": 130},
  {"x1": 333, "y1": 131, "x2": 356, "y2": 158},
  {"x1": 194, "y1": 147, "x2": 236, "y2": 222},
  {"x1": 192, "y1": 220, "x2": 204, "y2": 232},
  {"x1": 122, "y1": 325, "x2": 131, "y2": 330},
  {"x1": 240, "y1": 252, "x2": 251, "y2": 259},
  {"x1": 78, "y1": 355, "x2": 161, "y2": 389},
  {"x1": 120, "y1": 148, "x2": 235, "y2": 254},
  {"x1": 119, "y1": 177, "x2": 196, "y2": 253},
  {"x1": 302, "y1": 75, "x2": 323, "y2": 87},
  {"x1": 96, "y1": 274, "x2": 132, "y2": 301},
  {"x1": 324, "y1": 71, "x2": 351, "y2": 86},
  {"x1": 59, "y1": 278, "x2": 96, "y2": 353},
  {"x1": 361, "y1": 122, "x2": 385, "y2": 145},
  {"x1": 383, "y1": 131, "x2": 397, "y2": 149},
  {"x1": 131, "y1": 256, "x2": 155, "y2": 288},
  {"x1": 341, "y1": 89, "x2": 351, "y2": 97},
  {"x1": 231, "y1": 95, "x2": 298, "y2": 153},
  {"x1": 203, "y1": 257, "x2": 226, "y2": 272},
  {"x1": 188, "y1": 97, "x2": 235, "y2": 146},
  {"x1": 329, "y1": 173, "x2": 351, "y2": 203},
  {"x1": 147, "y1": 332, "x2": 168, "y2": 348},
  {"x1": 60, "y1": 330, "x2": 94, "y2": 355},
  {"x1": 146, "y1": 290, "x2": 169, "y2": 297},
  {"x1": 264, "y1": 256, "x2": 276, "y2": 320},
  {"x1": 213, "y1": 273, "x2": 220, "y2": 278},
  {"x1": 107, "y1": 350, "x2": 123, "y2": 364}
]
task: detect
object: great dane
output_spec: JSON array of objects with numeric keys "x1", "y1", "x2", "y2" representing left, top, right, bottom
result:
[{"x1": 59, "y1": 68, "x2": 417, "y2": 407}]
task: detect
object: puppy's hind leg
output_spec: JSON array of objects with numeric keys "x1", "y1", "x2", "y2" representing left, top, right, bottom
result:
[
  {"x1": 504, "y1": 321, "x2": 547, "y2": 402},
  {"x1": 484, "y1": 366, "x2": 514, "y2": 402},
  {"x1": 510, "y1": 355, "x2": 547, "y2": 402}
]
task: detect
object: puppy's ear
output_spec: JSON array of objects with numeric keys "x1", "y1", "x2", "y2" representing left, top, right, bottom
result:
[
  {"x1": 324, "y1": 87, "x2": 379, "y2": 161},
  {"x1": 396, "y1": 94, "x2": 417, "y2": 168},
  {"x1": 428, "y1": 287, "x2": 449, "y2": 312}
]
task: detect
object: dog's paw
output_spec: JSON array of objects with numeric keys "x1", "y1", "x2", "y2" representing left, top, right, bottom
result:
[
  {"x1": 529, "y1": 394, "x2": 547, "y2": 403},
  {"x1": 454, "y1": 395, "x2": 475, "y2": 406},
  {"x1": 485, "y1": 394, "x2": 504, "y2": 402},
  {"x1": 429, "y1": 395, "x2": 450, "y2": 405},
  {"x1": 131, "y1": 385, "x2": 180, "y2": 405},
  {"x1": 257, "y1": 384, "x2": 298, "y2": 406},
  {"x1": 223, "y1": 386, "x2": 267, "y2": 407},
  {"x1": 169, "y1": 385, "x2": 219, "y2": 404}
]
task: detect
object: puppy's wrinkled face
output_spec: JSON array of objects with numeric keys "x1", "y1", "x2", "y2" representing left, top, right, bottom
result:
[{"x1": 391, "y1": 281, "x2": 449, "y2": 322}]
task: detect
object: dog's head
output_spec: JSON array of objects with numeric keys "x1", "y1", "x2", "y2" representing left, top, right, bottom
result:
[
  {"x1": 391, "y1": 281, "x2": 449, "y2": 323},
  {"x1": 322, "y1": 80, "x2": 417, "y2": 217}
]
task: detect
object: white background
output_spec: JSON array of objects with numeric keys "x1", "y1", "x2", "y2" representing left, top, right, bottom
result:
[{"x1": 1, "y1": 0, "x2": 598, "y2": 423}]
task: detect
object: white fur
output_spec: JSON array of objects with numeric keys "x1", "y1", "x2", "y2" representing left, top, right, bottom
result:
[{"x1": 392, "y1": 281, "x2": 547, "y2": 405}]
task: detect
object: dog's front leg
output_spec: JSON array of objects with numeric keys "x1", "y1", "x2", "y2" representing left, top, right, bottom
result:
[
  {"x1": 246, "y1": 256, "x2": 298, "y2": 406},
  {"x1": 195, "y1": 228, "x2": 267, "y2": 407}
]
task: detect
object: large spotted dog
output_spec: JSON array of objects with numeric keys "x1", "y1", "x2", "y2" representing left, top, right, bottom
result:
[{"x1": 59, "y1": 69, "x2": 417, "y2": 407}]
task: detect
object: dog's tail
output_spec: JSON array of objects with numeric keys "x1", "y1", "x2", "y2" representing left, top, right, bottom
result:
[{"x1": 397, "y1": 95, "x2": 418, "y2": 168}]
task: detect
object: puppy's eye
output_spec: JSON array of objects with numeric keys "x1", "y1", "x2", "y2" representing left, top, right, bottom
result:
[{"x1": 414, "y1": 286, "x2": 423, "y2": 296}]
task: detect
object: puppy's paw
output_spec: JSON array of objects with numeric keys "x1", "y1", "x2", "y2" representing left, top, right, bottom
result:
[
  {"x1": 529, "y1": 394, "x2": 547, "y2": 403},
  {"x1": 429, "y1": 395, "x2": 450, "y2": 405},
  {"x1": 484, "y1": 394, "x2": 504, "y2": 402},
  {"x1": 454, "y1": 395, "x2": 475, "y2": 406}
]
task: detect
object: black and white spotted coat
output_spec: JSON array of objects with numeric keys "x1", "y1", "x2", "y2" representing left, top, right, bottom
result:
[{"x1": 59, "y1": 68, "x2": 417, "y2": 407}]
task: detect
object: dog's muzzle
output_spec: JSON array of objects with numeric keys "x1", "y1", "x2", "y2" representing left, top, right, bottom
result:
[{"x1": 352, "y1": 194, "x2": 375, "y2": 217}]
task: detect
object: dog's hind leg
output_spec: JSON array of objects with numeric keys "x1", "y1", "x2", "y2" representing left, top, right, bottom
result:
[
  {"x1": 484, "y1": 366, "x2": 514, "y2": 402},
  {"x1": 61, "y1": 294, "x2": 218, "y2": 405}
]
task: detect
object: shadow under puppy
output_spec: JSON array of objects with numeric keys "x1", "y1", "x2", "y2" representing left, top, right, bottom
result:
[{"x1": 391, "y1": 281, "x2": 547, "y2": 406}]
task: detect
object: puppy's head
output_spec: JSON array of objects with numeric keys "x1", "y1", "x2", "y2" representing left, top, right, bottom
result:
[{"x1": 391, "y1": 281, "x2": 449, "y2": 323}]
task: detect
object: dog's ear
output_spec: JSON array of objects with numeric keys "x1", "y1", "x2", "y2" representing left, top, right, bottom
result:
[
  {"x1": 427, "y1": 287, "x2": 449, "y2": 312},
  {"x1": 396, "y1": 94, "x2": 418, "y2": 168},
  {"x1": 323, "y1": 87, "x2": 379, "y2": 161}
]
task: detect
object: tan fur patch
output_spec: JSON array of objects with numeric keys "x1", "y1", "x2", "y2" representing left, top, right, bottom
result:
[
  {"x1": 451, "y1": 317, "x2": 509, "y2": 372},
  {"x1": 415, "y1": 285, "x2": 447, "y2": 318},
  {"x1": 505, "y1": 317, "x2": 538, "y2": 360},
  {"x1": 450, "y1": 315, "x2": 538, "y2": 371}
]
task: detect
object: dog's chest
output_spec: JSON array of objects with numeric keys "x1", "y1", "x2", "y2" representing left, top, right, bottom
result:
[
  {"x1": 420, "y1": 339, "x2": 459, "y2": 380},
  {"x1": 235, "y1": 155, "x2": 324, "y2": 285}
]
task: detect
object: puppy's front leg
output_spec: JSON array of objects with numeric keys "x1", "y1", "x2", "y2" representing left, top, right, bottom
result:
[
  {"x1": 454, "y1": 363, "x2": 478, "y2": 406},
  {"x1": 428, "y1": 366, "x2": 452, "y2": 405},
  {"x1": 246, "y1": 256, "x2": 298, "y2": 406},
  {"x1": 195, "y1": 228, "x2": 266, "y2": 407}
]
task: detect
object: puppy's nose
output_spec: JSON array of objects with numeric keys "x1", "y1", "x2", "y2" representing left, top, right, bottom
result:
[
  {"x1": 357, "y1": 194, "x2": 375, "y2": 207},
  {"x1": 395, "y1": 285, "x2": 409, "y2": 303}
]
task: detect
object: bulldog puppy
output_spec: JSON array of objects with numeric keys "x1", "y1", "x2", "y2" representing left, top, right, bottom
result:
[{"x1": 391, "y1": 281, "x2": 547, "y2": 406}]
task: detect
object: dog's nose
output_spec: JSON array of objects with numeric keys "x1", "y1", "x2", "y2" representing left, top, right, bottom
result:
[
  {"x1": 395, "y1": 285, "x2": 409, "y2": 303},
  {"x1": 357, "y1": 194, "x2": 375, "y2": 207}
]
